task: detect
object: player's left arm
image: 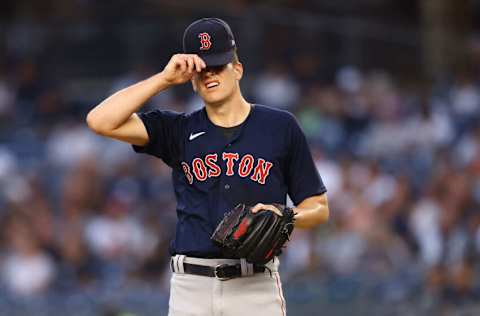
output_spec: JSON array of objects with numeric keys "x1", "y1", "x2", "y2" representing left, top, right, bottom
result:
[
  {"x1": 291, "y1": 193, "x2": 329, "y2": 228},
  {"x1": 251, "y1": 193, "x2": 329, "y2": 229},
  {"x1": 251, "y1": 114, "x2": 330, "y2": 228}
]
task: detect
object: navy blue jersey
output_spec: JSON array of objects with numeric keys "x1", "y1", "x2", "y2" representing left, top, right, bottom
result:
[{"x1": 133, "y1": 104, "x2": 326, "y2": 257}]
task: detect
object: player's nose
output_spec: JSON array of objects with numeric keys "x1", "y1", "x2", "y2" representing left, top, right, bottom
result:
[{"x1": 200, "y1": 69, "x2": 215, "y2": 80}]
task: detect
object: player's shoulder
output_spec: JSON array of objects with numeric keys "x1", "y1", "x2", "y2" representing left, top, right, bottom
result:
[
  {"x1": 184, "y1": 107, "x2": 204, "y2": 119},
  {"x1": 252, "y1": 104, "x2": 298, "y2": 125},
  {"x1": 140, "y1": 108, "x2": 186, "y2": 119},
  {"x1": 142, "y1": 108, "x2": 200, "y2": 123}
]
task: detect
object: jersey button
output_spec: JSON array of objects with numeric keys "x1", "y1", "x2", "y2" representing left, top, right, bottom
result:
[{"x1": 224, "y1": 184, "x2": 230, "y2": 190}]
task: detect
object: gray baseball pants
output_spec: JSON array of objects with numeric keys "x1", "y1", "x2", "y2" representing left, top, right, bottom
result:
[{"x1": 168, "y1": 255, "x2": 286, "y2": 316}]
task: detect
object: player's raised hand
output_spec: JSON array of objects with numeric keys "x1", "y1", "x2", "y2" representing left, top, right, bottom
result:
[{"x1": 161, "y1": 54, "x2": 206, "y2": 85}]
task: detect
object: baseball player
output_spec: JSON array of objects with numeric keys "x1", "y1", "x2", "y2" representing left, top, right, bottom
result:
[{"x1": 87, "y1": 18, "x2": 329, "y2": 316}]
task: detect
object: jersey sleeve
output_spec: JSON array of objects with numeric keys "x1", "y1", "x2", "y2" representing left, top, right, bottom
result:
[
  {"x1": 286, "y1": 115, "x2": 327, "y2": 205},
  {"x1": 132, "y1": 109, "x2": 185, "y2": 167}
]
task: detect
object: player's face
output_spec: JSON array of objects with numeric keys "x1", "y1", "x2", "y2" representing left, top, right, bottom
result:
[{"x1": 191, "y1": 62, "x2": 243, "y2": 105}]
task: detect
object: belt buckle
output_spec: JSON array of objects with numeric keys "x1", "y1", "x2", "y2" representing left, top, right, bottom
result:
[{"x1": 214, "y1": 264, "x2": 233, "y2": 281}]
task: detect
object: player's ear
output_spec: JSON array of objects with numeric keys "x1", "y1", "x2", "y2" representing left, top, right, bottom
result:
[{"x1": 232, "y1": 62, "x2": 243, "y2": 80}]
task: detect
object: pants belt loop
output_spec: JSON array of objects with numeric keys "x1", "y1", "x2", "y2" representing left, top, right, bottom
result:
[
  {"x1": 172, "y1": 255, "x2": 179, "y2": 273},
  {"x1": 173, "y1": 255, "x2": 185, "y2": 274},
  {"x1": 177, "y1": 255, "x2": 186, "y2": 274},
  {"x1": 171, "y1": 255, "x2": 186, "y2": 274},
  {"x1": 248, "y1": 261, "x2": 254, "y2": 275},
  {"x1": 240, "y1": 258, "x2": 253, "y2": 276}
]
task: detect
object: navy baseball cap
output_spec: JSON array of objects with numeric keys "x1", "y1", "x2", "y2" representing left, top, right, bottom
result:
[{"x1": 183, "y1": 18, "x2": 236, "y2": 66}]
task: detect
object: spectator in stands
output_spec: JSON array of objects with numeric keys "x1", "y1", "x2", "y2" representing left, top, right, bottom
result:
[{"x1": 1, "y1": 213, "x2": 56, "y2": 296}]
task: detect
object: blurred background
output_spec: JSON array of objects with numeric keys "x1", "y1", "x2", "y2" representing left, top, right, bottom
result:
[{"x1": 1, "y1": 0, "x2": 480, "y2": 315}]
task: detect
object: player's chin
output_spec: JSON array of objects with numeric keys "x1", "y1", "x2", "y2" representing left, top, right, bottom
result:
[{"x1": 200, "y1": 91, "x2": 228, "y2": 105}]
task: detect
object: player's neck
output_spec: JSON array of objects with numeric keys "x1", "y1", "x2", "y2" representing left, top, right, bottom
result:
[{"x1": 204, "y1": 91, "x2": 251, "y2": 127}]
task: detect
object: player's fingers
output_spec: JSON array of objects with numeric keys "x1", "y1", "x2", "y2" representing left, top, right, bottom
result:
[
  {"x1": 186, "y1": 56, "x2": 195, "y2": 73},
  {"x1": 251, "y1": 203, "x2": 265, "y2": 213},
  {"x1": 193, "y1": 55, "x2": 206, "y2": 72},
  {"x1": 266, "y1": 205, "x2": 283, "y2": 216},
  {"x1": 252, "y1": 204, "x2": 282, "y2": 216},
  {"x1": 197, "y1": 55, "x2": 207, "y2": 69},
  {"x1": 174, "y1": 55, "x2": 186, "y2": 72},
  {"x1": 194, "y1": 60, "x2": 201, "y2": 73}
]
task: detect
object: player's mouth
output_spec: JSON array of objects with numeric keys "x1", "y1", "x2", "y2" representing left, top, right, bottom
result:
[{"x1": 205, "y1": 80, "x2": 220, "y2": 90}]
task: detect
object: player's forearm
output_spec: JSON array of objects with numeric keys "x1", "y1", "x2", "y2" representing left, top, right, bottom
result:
[
  {"x1": 293, "y1": 194, "x2": 329, "y2": 229},
  {"x1": 86, "y1": 72, "x2": 171, "y2": 133}
]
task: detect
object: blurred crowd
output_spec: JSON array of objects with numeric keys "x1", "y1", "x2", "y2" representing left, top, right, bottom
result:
[{"x1": 2, "y1": 9, "x2": 480, "y2": 316}]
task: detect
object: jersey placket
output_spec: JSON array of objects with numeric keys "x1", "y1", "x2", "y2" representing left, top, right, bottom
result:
[{"x1": 211, "y1": 120, "x2": 246, "y2": 227}]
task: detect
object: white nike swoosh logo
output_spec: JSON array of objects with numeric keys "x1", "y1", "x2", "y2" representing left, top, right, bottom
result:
[{"x1": 189, "y1": 131, "x2": 206, "y2": 141}]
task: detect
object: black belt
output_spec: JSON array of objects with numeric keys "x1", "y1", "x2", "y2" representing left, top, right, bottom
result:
[{"x1": 172, "y1": 261, "x2": 267, "y2": 280}]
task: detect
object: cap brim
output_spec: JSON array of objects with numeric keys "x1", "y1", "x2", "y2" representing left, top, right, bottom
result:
[{"x1": 200, "y1": 50, "x2": 234, "y2": 66}]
